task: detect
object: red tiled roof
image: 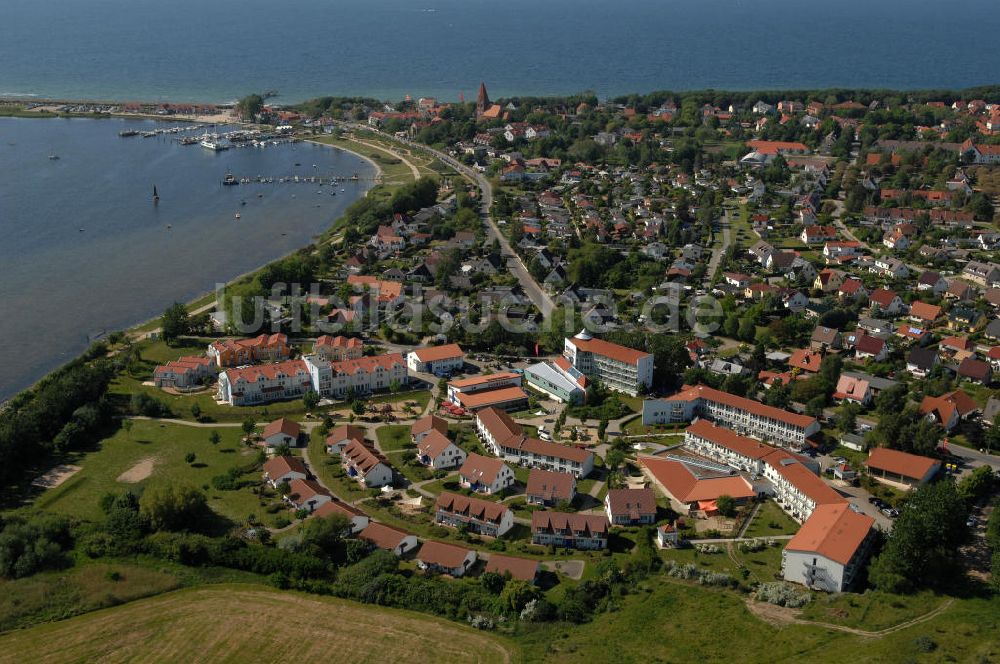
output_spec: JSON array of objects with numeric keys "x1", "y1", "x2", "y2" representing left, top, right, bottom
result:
[
  {"x1": 567, "y1": 335, "x2": 651, "y2": 366},
  {"x1": 436, "y1": 491, "x2": 510, "y2": 522},
  {"x1": 525, "y1": 468, "x2": 576, "y2": 502},
  {"x1": 417, "y1": 429, "x2": 455, "y2": 458},
  {"x1": 785, "y1": 503, "x2": 874, "y2": 565},
  {"x1": 605, "y1": 488, "x2": 657, "y2": 518},
  {"x1": 484, "y1": 554, "x2": 539, "y2": 581},
  {"x1": 866, "y1": 447, "x2": 940, "y2": 480},
  {"x1": 531, "y1": 511, "x2": 608, "y2": 536},
  {"x1": 262, "y1": 418, "x2": 300, "y2": 440},
  {"x1": 359, "y1": 522, "x2": 412, "y2": 550},
  {"x1": 411, "y1": 414, "x2": 448, "y2": 437},
  {"x1": 665, "y1": 384, "x2": 818, "y2": 429},
  {"x1": 459, "y1": 453, "x2": 509, "y2": 486},
  {"x1": 410, "y1": 343, "x2": 465, "y2": 363},
  {"x1": 263, "y1": 455, "x2": 307, "y2": 479},
  {"x1": 417, "y1": 540, "x2": 473, "y2": 568},
  {"x1": 456, "y1": 386, "x2": 529, "y2": 409},
  {"x1": 641, "y1": 457, "x2": 755, "y2": 503}
]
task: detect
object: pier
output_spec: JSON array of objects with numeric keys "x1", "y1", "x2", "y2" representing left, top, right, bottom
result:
[{"x1": 218, "y1": 173, "x2": 381, "y2": 185}]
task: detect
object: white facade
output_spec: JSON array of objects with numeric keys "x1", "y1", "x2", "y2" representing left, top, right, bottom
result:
[
  {"x1": 303, "y1": 353, "x2": 408, "y2": 399},
  {"x1": 563, "y1": 331, "x2": 653, "y2": 397}
]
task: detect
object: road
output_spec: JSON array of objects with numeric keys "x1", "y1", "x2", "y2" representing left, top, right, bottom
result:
[
  {"x1": 705, "y1": 208, "x2": 733, "y2": 282},
  {"x1": 341, "y1": 122, "x2": 555, "y2": 319}
]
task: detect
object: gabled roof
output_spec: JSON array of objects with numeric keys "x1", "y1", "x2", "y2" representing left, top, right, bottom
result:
[
  {"x1": 909, "y1": 301, "x2": 942, "y2": 322},
  {"x1": 263, "y1": 455, "x2": 307, "y2": 479},
  {"x1": 919, "y1": 390, "x2": 978, "y2": 424},
  {"x1": 484, "y1": 554, "x2": 540, "y2": 581},
  {"x1": 459, "y1": 453, "x2": 509, "y2": 486},
  {"x1": 866, "y1": 447, "x2": 940, "y2": 480},
  {"x1": 789, "y1": 349, "x2": 823, "y2": 373},
  {"x1": 417, "y1": 429, "x2": 456, "y2": 458},
  {"x1": 526, "y1": 468, "x2": 576, "y2": 502},
  {"x1": 411, "y1": 414, "x2": 448, "y2": 438},
  {"x1": 785, "y1": 503, "x2": 874, "y2": 566},
  {"x1": 665, "y1": 384, "x2": 818, "y2": 429},
  {"x1": 607, "y1": 489, "x2": 656, "y2": 521},
  {"x1": 359, "y1": 522, "x2": 412, "y2": 550},
  {"x1": 417, "y1": 540, "x2": 473, "y2": 568},
  {"x1": 327, "y1": 424, "x2": 366, "y2": 444},
  {"x1": 436, "y1": 491, "x2": 511, "y2": 523},
  {"x1": 262, "y1": 418, "x2": 301, "y2": 440},
  {"x1": 531, "y1": 511, "x2": 608, "y2": 536},
  {"x1": 410, "y1": 343, "x2": 464, "y2": 362}
]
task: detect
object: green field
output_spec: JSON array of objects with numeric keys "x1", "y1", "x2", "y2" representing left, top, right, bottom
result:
[
  {"x1": 517, "y1": 576, "x2": 1000, "y2": 663},
  {"x1": 0, "y1": 585, "x2": 518, "y2": 664},
  {"x1": 35, "y1": 420, "x2": 285, "y2": 527},
  {"x1": 742, "y1": 500, "x2": 801, "y2": 538}
]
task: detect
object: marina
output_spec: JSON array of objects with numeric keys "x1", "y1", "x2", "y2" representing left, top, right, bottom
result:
[{"x1": 0, "y1": 116, "x2": 376, "y2": 402}]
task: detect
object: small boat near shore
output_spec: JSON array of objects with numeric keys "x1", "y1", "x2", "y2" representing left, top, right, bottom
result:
[
  {"x1": 222, "y1": 173, "x2": 238, "y2": 186},
  {"x1": 234, "y1": 212, "x2": 241, "y2": 220},
  {"x1": 119, "y1": 129, "x2": 139, "y2": 137}
]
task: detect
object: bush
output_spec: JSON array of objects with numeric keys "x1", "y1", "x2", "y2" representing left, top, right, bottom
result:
[
  {"x1": 0, "y1": 514, "x2": 74, "y2": 579},
  {"x1": 755, "y1": 582, "x2": 812, "y2": 608},
  {"x1": 140, "y1": 484, "x2": 209, "y2": 532}
]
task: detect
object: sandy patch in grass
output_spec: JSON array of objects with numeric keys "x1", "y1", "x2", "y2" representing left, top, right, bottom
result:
[
  {"x1": 117, "y1": 458, "x2": 156, "y2": 483},
  {"x1": 31, "y1": 464, "x2": 82, "y2": 489}
]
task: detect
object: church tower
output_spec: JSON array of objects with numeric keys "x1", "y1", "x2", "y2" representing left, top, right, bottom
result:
[{"x1": 476, "y1": 81, "x2": 490, "y2": 118}]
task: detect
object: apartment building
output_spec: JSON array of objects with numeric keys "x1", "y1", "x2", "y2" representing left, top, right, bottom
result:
[
  {"x1": 216, "y1": 359, "x2": 313, "y2": 406},
  {"x1": 782, "y1": 503, "x2": 875, "y2": 592},
  {"x1": 530, "y1": 511, "x2": 609, "y2": 549},
  {"x1": 207, "y1": 333, "x2": 291, "y2": 367},
  {"x1": 435, "y1": 492, "x2": 514, "y2": 537},
  {"x1": 302, "y1": 352, "x2": 408, "y2": 399},
  {"x1": 643, "y1": 384, "x2": 820, "y2": 449},
  {"x1": 563, "y1": 331, "x2": 653, "y2": 396},
  {"x1": 475, "y1": 407, "x2": 595, "y2": 477},
  {"x1": 313, "y1": 335, "x2": 363, "y2": 361}
]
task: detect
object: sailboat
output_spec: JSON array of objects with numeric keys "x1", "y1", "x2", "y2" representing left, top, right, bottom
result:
[{"x1": 153, "y1": 185, "x2": 160, "y2": 204}]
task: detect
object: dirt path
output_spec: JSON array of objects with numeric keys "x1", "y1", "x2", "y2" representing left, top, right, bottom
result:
[{"x1": 745, "y1": 597, "x2": 955, "y2": 637}]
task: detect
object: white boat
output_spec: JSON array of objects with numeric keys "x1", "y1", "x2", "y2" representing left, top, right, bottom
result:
[{"x1": 200, "y1": 134, "x2": 229, "y2": 151}]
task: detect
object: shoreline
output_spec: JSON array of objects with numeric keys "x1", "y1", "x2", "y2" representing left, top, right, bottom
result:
[{"x1": 0, "y1": 119, "x2": 383, "y2": 406}]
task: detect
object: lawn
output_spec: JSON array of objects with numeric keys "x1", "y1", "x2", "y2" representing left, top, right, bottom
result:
[
  {"x1": 34, "y1": 420, "x2": 286, "y2": 527},
  {"x1": 0, "y1": 585, "x2": 518, "y2": 663},
  {"x1": 376, "y1": 424, "x2": 413, "y2": 452},
  {"x1": 742, "y1": 500, "x2": 801, "y2": 538}
]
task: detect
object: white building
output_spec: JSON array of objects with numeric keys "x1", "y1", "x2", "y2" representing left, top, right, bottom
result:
[
  {"x1": 458, "y1": 453, "x2": 515, "y2": 495},
  {"x1": 303, "y1": 353, "x2": 408, "y2": 399},
  {"x1": 416, "y1": 429, "x2": 467, "y2": 470},
  {"x1": 782, "y1": 503, "x2": 875, "y2": 592},
  {"x1": 476, "y1": 407, "x2": 595, "y2": 478},
  {"x1": 563, "y1": 331, "x2": 653, "y2": 396},
  {"x1": 406, "y1": 343, "x2": 465, "y2": 375},
  {"x1": 341, "y1": 440, "x2": 394, "y2": 488},
  {"x1": 217, "y1": 359, "x2": 314, "y2": 406},
  {"x1": 643, "y1": 384, "x2": 820, "y2": 449}
]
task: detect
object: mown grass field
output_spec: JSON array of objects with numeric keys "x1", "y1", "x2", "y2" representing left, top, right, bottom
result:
[
  {"x1": 35, "y1": 420, "x2": 278, "y2": 526},
  {"x1": 742, "y1": 500, "x2": 801, "y2": 538},
  {"x1": 0, "y1": 585, "x2": 519, "y2": 664}
]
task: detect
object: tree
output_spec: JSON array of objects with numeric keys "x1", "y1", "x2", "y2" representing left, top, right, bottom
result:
[
  {"x1": 122, "y1": 419, "x2": 133, "y2": 441},
  {"x1": 236, "y1": 94, "x2": 264, "y2": 121},
  {"x1": 139, "y1": 484, "x2": 208, "y2": 532},
  {"x1": 184, "y1": 452, "x2": 196, "y2": 465},
  {"x1": 209, "y1": 431, "x2": 221, "y2": 446},
  {"x1": 499, "y1": 580, "x2": 540, "y2": 614},
  {"x1": 303, "y1": 390, "x2": 320, "y2": 411},
  {"x1": 190, "y1": 403, "x2": 202, "y2": 421},
  {"x1": 868, "y1": 480, "x2": 968, "y2": 593},
  {"x1": 957, "y1": 465, "x2": 994, "y2": 505},
  {"x1": 351, "y1": 400, "x2": 366, "y2": 416},
  {"x1": 716, "y1": 494, "x2": 736, "y2": 517},
  {"x1": 605, "y1": 448, "x2": 625, "y2": 471},
  {"x1": 241, "y1": 418, "x2": 257, "y2": 443},
  {"x1": 298, "y1": 513, "x2": 352, "y2": 562},
  {"x1": 160, "y1": 302, "x2": 190, "y2": 344}
]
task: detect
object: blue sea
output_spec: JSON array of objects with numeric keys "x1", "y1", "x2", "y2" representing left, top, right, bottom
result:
[
  {"x1": 0, "y1": 0, "x2": 998, "y2": 104},
  {"x1": 0, "y1": 117, "x2": 374, "y2": 401}
]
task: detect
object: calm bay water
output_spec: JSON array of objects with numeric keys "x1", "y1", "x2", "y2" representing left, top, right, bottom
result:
[
  {"x1": 0, "y1": 0, "x2": 998, "y2": 104},
  {"x1": 0, "y1": 117, "x2": 374, "y2": 401}
]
